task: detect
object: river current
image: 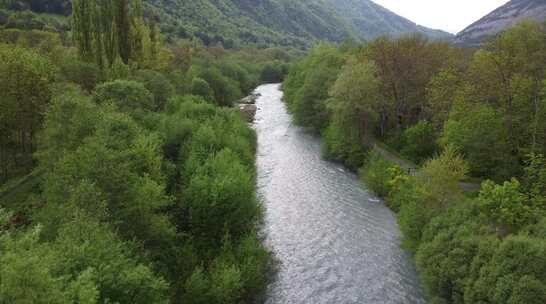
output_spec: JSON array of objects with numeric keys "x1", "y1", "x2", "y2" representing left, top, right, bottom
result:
[{"x1": 253, "y1": 84, "x2": 427, "y2": 304}]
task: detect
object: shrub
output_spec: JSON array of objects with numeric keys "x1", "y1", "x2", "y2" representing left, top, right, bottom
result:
[
  {"x1": 401, "y1": 121, "x2": 438, "y2": 164},
  {"x1": 360, "y1": 151, "x2": 399, "y2": 197},
  {"x1": 94, "y1": 80, "x2": 155, "y2": 113},
  {"x1": 132, "y1": 70, "x2": 175, "y2": 111},
  {"x1": 191, "y1": 77, "x2": 214, "y2": 102}
]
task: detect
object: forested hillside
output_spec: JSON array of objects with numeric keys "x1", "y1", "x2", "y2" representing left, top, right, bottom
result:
[
  {"x1": 0, "y1": 0, "x2": 292, "y2": 302},
  {"x1": 0, "y1": 0, "x2": 451, "y2": 48},
  {"x1": 283, "y1": 21, "x2": 546, "y2": 303}
]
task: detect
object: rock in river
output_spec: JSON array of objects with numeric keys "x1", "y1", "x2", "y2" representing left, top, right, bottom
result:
[{"x1": 238, "y1": 103, "x2": 257, "y2": 122}]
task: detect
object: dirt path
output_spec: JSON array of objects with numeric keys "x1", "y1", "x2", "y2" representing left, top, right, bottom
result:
[{"x1": 373, "y1": 144, "x2": 481, "y2": 192}]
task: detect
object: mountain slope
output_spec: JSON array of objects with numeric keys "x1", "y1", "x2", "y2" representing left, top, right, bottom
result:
[
  {"x1": 1, "y1": 0, "x2": 452, "y2": 48},
  {"x1": 147, "y1": 0, "x2": 452, "y2": 48},
  {"x1": 324, "y1": 0, "x2": 450, "y2": 41},
  {"x1": 456, "y1": 0, "x2": 546, "y2": 45}
]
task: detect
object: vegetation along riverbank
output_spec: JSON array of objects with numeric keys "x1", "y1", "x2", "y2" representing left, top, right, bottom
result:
[
  {"x1": 283, "y1": 21, "x2": 546, "y2": 304},
  {"x1": 0, "y1": 0, "x2": 293, "y2": 303}
]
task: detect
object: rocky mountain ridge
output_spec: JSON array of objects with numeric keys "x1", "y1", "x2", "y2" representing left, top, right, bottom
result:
[{"x1": 456, "y1": 0, "x2": 546, "y2": 45}]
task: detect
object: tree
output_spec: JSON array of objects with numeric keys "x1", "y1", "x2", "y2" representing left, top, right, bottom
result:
[
  {"x1": 36, "y1": 85, "x2": 100, "y2": 169},
  {"x1": 468, "y1": 21, "x2": 546, "y2": 157},
  {"x1": 466, "y1": 236, "x2": 546, "y2": 304},
  {"x1": 425, "y1": 68, "x2": 463, "y2": 130},
  {"x1": 0, "y1": 209, "x2": 169, "y2": 304},
  {"x1": 93, "y1": 80, "x2": 155, "y2": 113},
  {"x1": 282, "y1": 43, "x2": 344, "y2": 131},
  {"x1": 441, "y1": 101, "x2": 514, "y2": 180},
  {"x1": 418, "y1": 146, "x2": 467, "y2": 208},
  {"x1": 364, "y1": 35, "x2": 459, "y2": 132},
  {"x1": 0, "y1": 44, "x2": 54, "y2": 181},
  {"x1": 42, "y1": 110, "x2": 175, "y2": 248},
  {"x1": 323, "y1": 57, "x2": 380, "y2": 167},
  {"x1": 478, "y1": 179, "x2": 534, "y2": 235},
  {"x1": 0, "y1": 211, "x2": 69, "y2": 304},
  {"x1": 400, "y1": 121, "x2": 438, "y2": 164},
  {"x1": 132, "y1": 70, "x2": 175, "y2": 110},
  {"x1": 191, "y1": 77, "x2": 214, "y2": 102},
  {"x1": 185, "y1": 149, "x2": 258, "y2": 245},
  {"x1": 72, "y1": 0, "x2": 157, "y2": 67},
  {"x1": 198, "y1": 67, "x2": 242, "y2": 107}
]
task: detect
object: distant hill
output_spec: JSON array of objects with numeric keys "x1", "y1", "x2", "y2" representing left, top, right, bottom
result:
[
  {"x1": 456, "y1": 0, "x2": 546, "y2": 45},
  {"x1": 145, "y1": 0, "x2": 452, "y2": 47},
  {"x1": 323, "y1": 0, "x2": 451, "y2": 41},
  {"x1": 0, "y1": 0, "x2": 452, "y2": 48}
]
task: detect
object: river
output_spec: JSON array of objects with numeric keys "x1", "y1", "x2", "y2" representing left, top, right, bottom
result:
[{"x1": 253, "y1": 84, "x2": 427, "y2": 304}]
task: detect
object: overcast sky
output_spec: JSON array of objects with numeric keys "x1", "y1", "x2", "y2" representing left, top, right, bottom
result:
[{"x1": 372, "y1": 0, "x2": 510, "y2": 34}]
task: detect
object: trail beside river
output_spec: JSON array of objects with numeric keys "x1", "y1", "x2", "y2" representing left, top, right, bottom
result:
[{"x1": 254, "y1": 84, "x2": 427, "y2": 304}]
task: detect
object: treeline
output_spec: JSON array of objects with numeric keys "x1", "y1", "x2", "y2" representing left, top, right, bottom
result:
[
  {"x1": 283, "y1": 21, "x2": 546, "y2": 303},
  {"x1": 0, "y1": 0, "x2": 291, "y2": 302}
]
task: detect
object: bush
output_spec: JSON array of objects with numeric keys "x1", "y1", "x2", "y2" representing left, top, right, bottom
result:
[
  {"x1": 185, "y1": 149, "x2": 259, "y2": 244},
  {"x1": 360, "y1": 151, "x2": 399, "y2": 197},
  {"x1": 93, "y1": 80, "x2": 155, "y2": 114},
  {"x1": 441, "y1": 102, "x2": 515, "y2": 180},
  {"x1": 323, "y1": 115, "x2": 369, "y2": 170},
  {"x1": 191, "y1": 77, "x2": 214, "y2": 102},
  {"x1": 401, "y1": 121, "x2": 438, "y2": 164},
  {"x1": 260, "y1": 61, "x2": 288, "y2": 83},
  {"x1": 132, "y1": 70, "x2": 175, "y2": 111},
  {"x1": 198, "y1": 67, "x2": 242, "y2": 107},
  {"x1": 58, "y1": 57, "x2": 101, "y2": 92}
]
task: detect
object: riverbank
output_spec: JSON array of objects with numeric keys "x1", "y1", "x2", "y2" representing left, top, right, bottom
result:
[{"x1": 255, "y1": 84, "x2": 426, "y2": 303}]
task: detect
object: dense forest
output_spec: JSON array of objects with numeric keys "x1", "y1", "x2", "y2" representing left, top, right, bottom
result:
[
  {"x1": 0, "y1": 0, "x2": 291, "y2": 303},
  {"x1": 2, "y1": 0, "x2": 546, "y2": 303},
  {"x1": 283, "y1": 21, "x2": 546, "y2": 304}
]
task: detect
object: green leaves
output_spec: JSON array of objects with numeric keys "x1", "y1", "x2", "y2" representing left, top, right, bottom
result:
[
  {"x1": 478, "y1": 179, "x2": 534, "y2": 234},
  {"x1": 186, "y1": 149, "x2": 257, "y2": 243},
  {"x1": 441, "y1": 101, "x2": 514, "y2": 180}
]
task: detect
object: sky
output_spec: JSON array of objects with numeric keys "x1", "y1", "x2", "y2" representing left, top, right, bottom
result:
[{"x1": 372, "y1": 0, "x2": 511, "y2": 34}]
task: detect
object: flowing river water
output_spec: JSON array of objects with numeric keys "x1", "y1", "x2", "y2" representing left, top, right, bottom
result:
[{"x1": 253, "y1": 84, "x2": 427, "y2": 304}]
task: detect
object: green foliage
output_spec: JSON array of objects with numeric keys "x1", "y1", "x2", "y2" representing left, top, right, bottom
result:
[
  {"x1": 94, "y1": 79, "x2": 155, "y2": 114},
  {"x1": 132, "y1": 69, "x2": 175, "y2": 110},
  {"x1": 400, "y1": 121, "x2": 438, "y2": 164},
  {"x1": 282, "y1": 20, "x2": 546, "y2": 304},
  {"x1": 466, "y1": 235, "x2": 546, "y2": 304},
  {"x1": 58, "y1": 56, "x2": 101, "y2": 92},
  {"x1": 72, "y1": 0, "x2": 157, "y2": 67},
  {"x1": 0, "y1": 43, "x2": 55, "y2": 182},
  {"x1": 36, "y1": 85, "x2": 100, "y2": 168},
  {"x1": 359, "y1": 151, "x2": 399, "y2": 198},
  {"x1": 260, "y1": 61, "x2": 289, "y2": 83},
  {"x1": 197, "y1": 67, "x2": 242, "y2": 107},
  {"x1": 417, "y1": 146, "x2": 468, "y2": 208},
  {"x1": 0, "y1": 210, "x2": 169, "y2": 304},
  {"x1": 144, "y1": 0, "x2": 449, "y2": 48},
  {"x1": 0, "y1": 218, "x2": 69, "y2": 304},
  {"x1": 442, "y1": 101, "x2": 515, "y2": 180},
  {"x1": 191, "y1": 77, "x2": 214, "y2": 102},
  {"x1": 323, "y1": 56, "x2": 380, "y2": 168},
  {"x1": 185, "y1": 149, "x2": 259, "y2": 244},
  {"x1": 283, "y1": 43, "x2": 344, "y2": 131},
  {"x1": 478, "y1": 179, "x2": 535, "y2": 234}
]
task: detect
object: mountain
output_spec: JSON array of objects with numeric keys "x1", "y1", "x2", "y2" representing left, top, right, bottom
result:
[
  {"x1": 456, "y1": 0, "x2": 546, "y2": 45},
  {"x1": 0, "y1": 0, "x2": 452, "y2": 48},
  {"x1": 146, "y1": 0, "x2": 452, "y2": 48},
  {"x1": 323, "y1": 0, "x2": 450, "y2": 41}
]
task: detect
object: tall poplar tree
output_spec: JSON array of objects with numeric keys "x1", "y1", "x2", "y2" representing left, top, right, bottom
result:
[{"x1": 72, "y1": 0, "x2": 156, "y2": 68}]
